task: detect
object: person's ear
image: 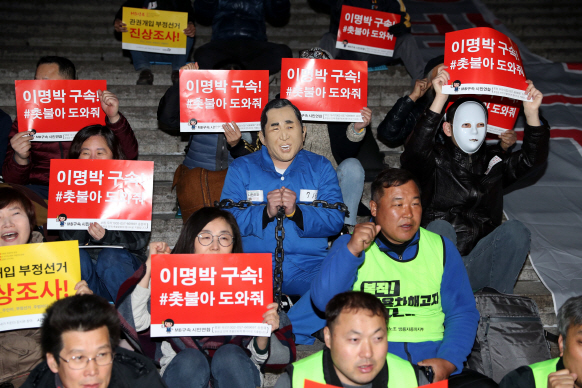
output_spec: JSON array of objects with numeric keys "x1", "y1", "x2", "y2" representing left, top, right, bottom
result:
[
  {"x1": 324, "y1": 326, "x2": 332, "y2": 348},
  {"x1": 302, "y1": 125, "x2": 307, "y2": 142},
  {"x1": 259, "y1": 130, "x2": 265, "y2": 146},
  {"x1": 47, "y1": 353, "x2": 59, "y2": 374},
  {"x1": 558, "y1": 334, "x2": 564, "y2": 357},
  {"x1": 442, "y1": 121, "x2": 452, "y2": 137},
  {"x1": 370, "y1": 200, "x2": 378, "y2": 217}
]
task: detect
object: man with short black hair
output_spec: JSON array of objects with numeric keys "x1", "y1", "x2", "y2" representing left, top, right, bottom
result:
[
  {"x1": 310, "y1": 168, "x2": 497, "y2": 387},
  {"x1": 22, "y1": 294, "x2": 166, "y2": 388},
  {"x1": 3, "y1": 56, "x2": 138, "y2": 199},
  {"x1": 274, "y1": 291, "x2": 428, "y2": 387},
  {"x1": 221, "y1": 98, "x2": 345, "y2": 297},
  {"x1": 500, "y1": 295, "x2": 582, "y2": 388}
]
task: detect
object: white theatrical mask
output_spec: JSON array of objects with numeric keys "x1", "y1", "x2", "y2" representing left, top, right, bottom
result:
[{"x1": 452, "y1": 101, "x2": 487, "y2": 154}]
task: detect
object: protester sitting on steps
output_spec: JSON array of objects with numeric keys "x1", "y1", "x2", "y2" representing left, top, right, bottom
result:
[
  {"x1": 499, "y1": 294, "x2": 582, "y2": 388},
  {"x1": 58, "y1": 125, "x2": 149, "y2": 303},
  {"x1": 115, "y1": 207, "x2": 295, "y2": 388},
  {"x1": 3, "y1": 56, "x2": 138, "y2": 200},
  {"x1": 113, "y1": 0, "x2": 196, "y2": 85},
  {"x1": 400, "y1": 66, "x2": 549, "y2": 293},
  {"x1": 0, "y1": 186, "x2": 93, "y2": 387}
]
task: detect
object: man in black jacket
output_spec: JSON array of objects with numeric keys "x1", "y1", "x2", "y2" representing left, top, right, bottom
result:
[
  {"x1": 22, "y1": 294, "x2": 166, "y2": 388},
  {"x1": 401, "y1": 66, "x2": 549, "y2": 294},
  {"x1": 193, "y1": 0, "x2": 293, "y2": 74},
  {"x1": 319, "y1": 0, "x2": 424, "y2": 80}
]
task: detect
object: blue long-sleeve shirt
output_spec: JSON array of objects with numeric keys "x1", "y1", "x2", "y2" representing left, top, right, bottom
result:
[
  {"x1": 311, "y1": 231, "x2": 479, "y2": 375},
  {"x1": 221, "y1": 147, "x2": 344, "y2": 274}
]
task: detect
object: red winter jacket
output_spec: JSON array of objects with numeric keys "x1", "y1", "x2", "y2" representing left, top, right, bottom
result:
[{"x1": 3, "y1": 113, "x2": 138, "y2": 186}]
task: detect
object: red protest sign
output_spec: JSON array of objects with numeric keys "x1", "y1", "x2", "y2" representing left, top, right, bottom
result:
[
  {"x1": 150, "y1": 253, "x2": 273, "y2": 337},
  {"x1": 280, "y1": 58, "x2": 368, "y2": 122},
  {"x1": 447, "y1": 94, "x2": 521, "y2": 134},
  {"x1": 47, "y1": 159, "x2": 154, "y2": 231},
  {"x1": 15, "y1": 80, "x2": 107, "y2": 142},
  {"x1": 336, "y1": 5, "x2": 400, "y2": 57},
  {"x1": 180, "y1": 70, "x2": 269, "y2": 132},
  {"x1": 443, "y1": 27, "x2": 529, "y2": 101}
]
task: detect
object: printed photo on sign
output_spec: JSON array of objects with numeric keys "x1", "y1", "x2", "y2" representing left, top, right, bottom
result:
[
  {"x1": 280, "y1": 58, "x2": 368, "y2": 123},
  {"x1": 180, "y1": 70, "x2": 269, "y2": 132},
  {"x1": 336, "y1": 5, "x2": 400, "y2": 57},
  {"x1": 0, "y1": 241, "x2": 82, "y2": 332},
  {"x1": 122, "y1": 7, "x2": 188, "y2": 55},
  {"x1": 442, "y1": 27, "x2": 530, "y2": 101},
  {"x1": 150, "y1": 253, "x2": 273, "y2": 337},
  {"x1": 47, "y1": 159, "x2": 154, "y2": 231},
  {"x1": 15, "y1": 80, "x2": 107, "y2": 142}
]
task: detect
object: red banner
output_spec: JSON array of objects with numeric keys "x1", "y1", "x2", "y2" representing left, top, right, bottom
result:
[
  {"x1": 179, "y1": 70, "x2": 269, "y2": 132},
  {"x1": 150, "y1": 253, "x2": 273, "y2": 337},
  {"x1": 304, "y1": 378, "x2": 448, "y2": 388},
  {"x1": 336, "y1": 5, "x2": 400, "y2": 57},
  {"x1": 15, "y1": 80, "x2": 107, "y2": 142},
  {"x1": 443, "y1": 27, "x2": 529, "y2": 101},
  {"x1": 447, "y1": 94, "x2": 521, "y2": 135},
  {"x1": 280, "y1": 58, "x2": 368, "y2": 122},
  {"x1": 47, "y1": 160, "x2": 154, "y2": 231}
]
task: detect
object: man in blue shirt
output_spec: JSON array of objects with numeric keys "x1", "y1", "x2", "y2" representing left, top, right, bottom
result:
[{"x1": 221, "y1": 99, "x2": 345, "y2": 297}]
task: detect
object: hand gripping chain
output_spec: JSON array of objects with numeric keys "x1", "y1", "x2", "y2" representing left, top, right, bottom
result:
[{"x1": 216, "y1": 199, "x2": 349, "y2": 311}]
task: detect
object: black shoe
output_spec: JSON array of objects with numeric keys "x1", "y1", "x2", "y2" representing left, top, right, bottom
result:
[
  {"x1": 171, "y1": 70, "x2": 180, "y2": 85},
  {"x1": 136, "y1": 69, "x2": 153, "y2": 85}
]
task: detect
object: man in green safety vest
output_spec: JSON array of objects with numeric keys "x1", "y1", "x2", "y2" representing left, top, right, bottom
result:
[
  {"x1": 500, "y1": 295, "x2": 582, "y2": 388},
  {"x1": 309, "y1": 168, "x2": 497, "y2": 388},
  {"x1": 274, "y1": 291, "x2": 430, "y2": 388}
]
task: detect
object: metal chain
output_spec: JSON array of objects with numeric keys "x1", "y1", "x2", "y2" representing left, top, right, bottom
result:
[{"x1": 216, "y1": 198, "x2": 349, "y2": 310}]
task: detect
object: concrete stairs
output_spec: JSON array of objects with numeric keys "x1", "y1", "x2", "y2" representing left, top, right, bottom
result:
[{"x1": 0, "y1": 0, "x2": 571, "y2": 383}]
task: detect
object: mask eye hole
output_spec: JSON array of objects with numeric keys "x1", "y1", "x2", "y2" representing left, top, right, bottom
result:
[
  {"x1": 477, "y1": 123, "x2": 485, "y2": 128},
  {"x1": 462, "y1": 123, "x2": 471, "y2": 128}
]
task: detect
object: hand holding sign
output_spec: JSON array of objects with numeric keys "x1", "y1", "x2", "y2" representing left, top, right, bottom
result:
[
  {"x1": 88, "y1": 222, "x2": 106, "y2": 241},
  {"x1": 223, "y1": 122, "x2": 242, "y2": 148},
  {"x1": 499, "y1": 130, "x2": 516, "y2": 151},
  {"x1": 256, "y1": 302, "x2": 279, "y2": 350},
  {"x1": 114, "y1": 19, "x2": 128, "y2": 33},
  {"x1": 354, "y1": 107, "x2": 372, "y2": 131},
  {"x1": 410, "y1": 79, "x2": 430, "y2": 102},
  {"x1": 98, "y1": 90, "x2": 120, "y2": 124},
  {"x1": 184, "y1": 22, "x2": 196, "y2": 38},
  {"x1": 523, "y1": 80, "x2": 543, "y2": 126},
  {"x1": 74, "y1": 280, "x2": 93, "y2": 295},
  {"x1": 347, "y1": 222, "x2": 381, "y2": 257},
  {"x1": 10, "y1": 131, "x2": 34, "y2": 165},
  {"x1": 429, "y1": 66, "x2": 450, "y2": 114}
]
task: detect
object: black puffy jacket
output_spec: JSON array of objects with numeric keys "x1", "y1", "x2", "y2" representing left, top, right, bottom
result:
[
  {"x1": 195, "y1": 0, "x2": 290, "y2": 41},
  {"x1": 401, "y1": 109, "x2": 550, "y2": 256}
]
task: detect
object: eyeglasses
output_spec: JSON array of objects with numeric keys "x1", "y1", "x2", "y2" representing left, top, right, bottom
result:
[
  {"x1": 59, "y1": 352, "x2": 114, "y2": 370},
  {"x1": 197, "y1": 232, "x2": 234, "y2": 247}
]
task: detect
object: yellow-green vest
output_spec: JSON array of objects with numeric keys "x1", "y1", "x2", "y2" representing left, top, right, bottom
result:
[
  {"x1": 531, "y1": 357, "x2": 560, "y2": 388},
  {"x1": 353, "y1": 228, "x2": 445, "y2": 342},
  {"x1": 291, "y1": 350, "x2": 418, "y2": 388}
]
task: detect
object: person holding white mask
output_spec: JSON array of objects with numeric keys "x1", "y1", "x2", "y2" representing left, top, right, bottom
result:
[{"x1": 401, "y1": 65, "x2": 549, "y2": 294}]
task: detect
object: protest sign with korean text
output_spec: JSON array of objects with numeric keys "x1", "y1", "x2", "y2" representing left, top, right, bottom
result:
[
  {"x1": 447, "y1": 94, "x2": 522, "y2": 135},
  {"x1": 15, "y1": 80, "x2": 107, "y2": 142},
  {"x1": 150, "y1": 253, "x2": 273, "y2": 337},
  {"x1": 280, "y1": 58, "x2": 368, "y2": 122},
  {"x1": 47, "y1": 160, "x2": 154, "y2": 231},
  {"x1": 122, "y1": 7, "x2": 187, "y2": 54},
  {"x1": 0, "y1": 241, "x2": 81, "y2": 332},
  {"x1": 180, "y1": 70, "x2": 269, "y2": 132},
  {"x1": 304, "y1": 379, "x2": 447, "y2": 388},
  {"x1": 336, "y1": 5, "x2": 400, "y2": 57},
  {"x1": 443, "y1": 27, "x2": 529, "y2": 101}
]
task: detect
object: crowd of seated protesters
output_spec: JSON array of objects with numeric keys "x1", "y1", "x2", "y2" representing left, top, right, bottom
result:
[{"x1": 0, "y1": 0, "x2": 566, "y2": 385}]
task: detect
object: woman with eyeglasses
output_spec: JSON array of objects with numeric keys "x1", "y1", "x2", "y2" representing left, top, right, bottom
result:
[{"x1": 116, "y1": 207, "x2": 295, "y2": 388}]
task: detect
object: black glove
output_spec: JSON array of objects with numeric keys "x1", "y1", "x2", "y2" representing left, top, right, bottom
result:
[{"x1": 387, "y1": 22, "x2": 407, "y2": 38}]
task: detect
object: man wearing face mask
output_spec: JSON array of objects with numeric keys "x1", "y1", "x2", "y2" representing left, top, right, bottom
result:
[{"x1": 401, "y1": 66, "x2": 549, "y2": 294}]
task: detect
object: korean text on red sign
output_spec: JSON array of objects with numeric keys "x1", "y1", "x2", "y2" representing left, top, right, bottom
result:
[
  {"x1": 443, "y1": 27, "x2": 529, "y2": 101},
  {"x1": 447, "y1": 94, "x2": 521, "y2": 135},
  {"x1": 280, "y1": 58, "x2": 368, "y2": 122},
  {"x1": 336, "y1": 5, "x2": 400, "y2": 57},
  {"x1": 179, "y1": 70, "x2": 269, "y2": 132},
  {"x1": 47, "y1": 159, "x2": 154, "y2": 232},
  {"x1": 151, "y1": 253, "x2": 273, "y2": 337},
  {"x1": 15, "y1": 80, "x2": 107, "y2": 142}
]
